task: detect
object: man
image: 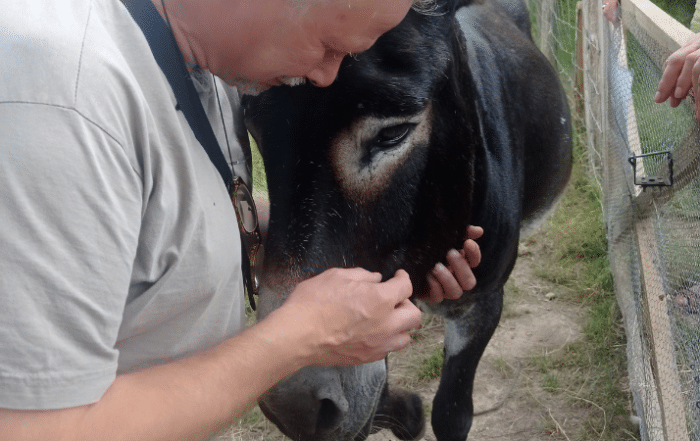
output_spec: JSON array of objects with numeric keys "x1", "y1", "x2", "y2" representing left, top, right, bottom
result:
[{"x1": 0, "y1": 0, "x2": 481, "y2": 439}]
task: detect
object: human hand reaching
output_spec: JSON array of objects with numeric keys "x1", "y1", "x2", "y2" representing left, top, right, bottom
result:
[
  {"x1": 278, "y1": 268, "x2": 422, "y2": 367},
  {"x1": 603, "y1": 0, "x2": 619, "y2": 23},
  {"x1": 423, "y1": 225, "x2": 484, "y2": 303},
  {"x1": 655, "y1": 33, "x2": 700, "y2": 119}
]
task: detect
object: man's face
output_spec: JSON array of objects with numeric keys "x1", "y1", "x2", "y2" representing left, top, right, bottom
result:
[{"x1": 217, "y1": 0, "x2": 413, "y2": 93}]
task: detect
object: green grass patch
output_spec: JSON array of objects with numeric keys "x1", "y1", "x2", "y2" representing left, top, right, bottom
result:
[
  {"x1": 542, "y1": 373, "x2": 560, "y2": 393},
  {"x1": 651, "y1": 0, "x2": 695, "y2": 27},
  {"x1": 537, "y1": 133, "x2": 614, "y2": 303},
  {"x1": 250, "y1": 135, "x2": 268, "y2": 195},
  {"x1": 416, "y1": 349, "x2": 444, "y2": 381},
  {"x1": 532, "y1": 126, "x2": 638, "y2": 440}
]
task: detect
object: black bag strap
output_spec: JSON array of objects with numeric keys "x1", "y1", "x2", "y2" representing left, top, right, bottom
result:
[
  {"x1": 120, "y1": 0, "x2": 233, "y2": 189},
  {"x1": 120, "y1": 0, "x2": 256, "y2": 309}
]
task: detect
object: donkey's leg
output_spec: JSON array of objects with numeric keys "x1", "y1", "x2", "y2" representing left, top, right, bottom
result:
[{"x1": 431, "y1": 287, "x2": 503, "y2": 441}]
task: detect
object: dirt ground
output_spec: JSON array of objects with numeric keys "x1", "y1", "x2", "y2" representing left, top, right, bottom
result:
[{"x1": 228, "y1": 241, "x2": 593, "y2": 441}]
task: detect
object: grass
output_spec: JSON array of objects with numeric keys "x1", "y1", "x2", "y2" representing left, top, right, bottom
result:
[
  {"x1": 651, "y1": 0, "x2": 695, "y2": 27},
  {"x1": 532, "y1": 125, "x2": 639, "y2": 441},
  {"x1": 416, "y1": 350, "x2": 444, "y2": 381},
  {"x1": 250, "y1": 135, "x2": 267, "y2": 195}
]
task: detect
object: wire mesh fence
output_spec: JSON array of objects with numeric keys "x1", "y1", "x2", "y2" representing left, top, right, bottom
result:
[{"x1": 528, "y1": 0, "x2": 700, "y2": 439}]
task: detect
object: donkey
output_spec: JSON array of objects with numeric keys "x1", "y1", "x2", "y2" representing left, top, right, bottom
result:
[{"x1": 241, "y1": 0, "x2": 572, "y2": 440}]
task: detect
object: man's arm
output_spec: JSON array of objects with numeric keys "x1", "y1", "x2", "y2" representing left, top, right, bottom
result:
[{"x1": 0, "y1": 269, "x2": 421, "y2": 441}]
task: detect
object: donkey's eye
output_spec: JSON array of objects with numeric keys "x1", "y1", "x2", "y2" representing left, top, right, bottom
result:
[{"x1": 373, "y1": 123, "x2": 416, "y2": 149}]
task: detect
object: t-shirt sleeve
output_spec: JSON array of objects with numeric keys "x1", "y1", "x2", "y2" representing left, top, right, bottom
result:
[{"x1": 0, "y1": 102, "x2": 142, "y2": 410}]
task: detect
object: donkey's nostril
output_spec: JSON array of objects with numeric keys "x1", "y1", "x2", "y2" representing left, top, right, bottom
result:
[{"x1": 316, "y1": 398, "x2": 343, "y2": 432}]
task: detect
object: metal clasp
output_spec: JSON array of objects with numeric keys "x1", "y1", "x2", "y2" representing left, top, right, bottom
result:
[{"x1": 628, "y1": 151, "x2": 673, "y2": 190}]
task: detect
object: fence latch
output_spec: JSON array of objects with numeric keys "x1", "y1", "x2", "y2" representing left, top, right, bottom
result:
[{"x1": 628, "y1": 151, "x2": 673, "y2": 190}]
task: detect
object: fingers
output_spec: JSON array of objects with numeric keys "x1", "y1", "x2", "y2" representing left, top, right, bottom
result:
[
  {"x1": 357, "y1": 271, "x2": 421, "y2": 359},
  {"x1": 426, "y1": 272, "x2": 447, "y2": 303},
  {"x1": 656, "y1": 52, "x2": 688, "y2": 104},
  {"x1": 424, "y1": 252, "x2": 475, "y2": 303},
  {"x1": 448, "y1": 248, "x2": 477, "y2": 291},
  {"x1": 673, "y1": 51, "x2": 699, "y2": 103},
  {"x1": 384, "y1": 291, "x2": 422, "y2": 353},
  {"x1": 693, "y1": 58, "x2": 700, "y2": 120},
  {"x1": 383, "y1": 269, "x2": 413, "y2": 305},
  {"x1": 660, "y1": 47, "x2": 700, "y2": 117},
  {"x1": 656, "y1": 34, "x2": 700, "y2": 107},
  {"x1": 656, "y1": 59, "x2": 683, "y2": 104},
  {"x1": 393, "y1": 297, "x2": 423, "y2": 332},
  {"x1": 292, "y1": 267, "x2": 422, "y2": 366},
  {"x1": 467, "y1": 225, "x2": 484, "y2": 241},
  {"x1": 463, "y1": 237, "x2": 481, "y2": 268},
  {"x1": 430, "y1": 261, "x2": 463, "y2": 301},
  {"x1": 420, "y1": 225, "x2": 484, "y2": 303}
]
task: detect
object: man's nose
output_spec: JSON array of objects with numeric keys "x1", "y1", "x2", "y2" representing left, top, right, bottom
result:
[{"x1": 306, "y1": 52, "x2": 345, "y2": 87}]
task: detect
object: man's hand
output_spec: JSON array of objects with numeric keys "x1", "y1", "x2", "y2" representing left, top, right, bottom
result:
[
  {"x1": 424, "y1": 225, "x2": 484, "y2": 303},
  {"x1": 279, "y1": 268, "x2": 423, "y2": 367},
  {"x1": 656, "y1": 33, "x2": 700, "y2": 119}
]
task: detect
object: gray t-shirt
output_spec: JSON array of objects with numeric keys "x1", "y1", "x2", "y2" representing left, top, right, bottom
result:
[{"x1": 0, "y1": 0, "x2": 248, "y2": 409}]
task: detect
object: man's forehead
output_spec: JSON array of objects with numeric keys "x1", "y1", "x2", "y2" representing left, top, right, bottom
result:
[{"x1": 310, "y1": 0, "x2": 412, "y2": 34}]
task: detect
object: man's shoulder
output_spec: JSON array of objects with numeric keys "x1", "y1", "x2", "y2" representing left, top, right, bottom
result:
[
  {"x1": 1, "y1": 0, "x2": 177, "y2": 152},
  {"x1": 0, "y1": 0, "x2": 158, "y2": 113},
  {"x1": 1, "y1": 0, "x2": 96, "y2": 106}
]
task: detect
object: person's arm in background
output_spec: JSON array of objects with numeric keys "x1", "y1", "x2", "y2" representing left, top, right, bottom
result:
[
  {"x1": 608, "y1": 0, "x2": 700, "y2": 118},
  {"x1": 655, "y1": 32, "x2": 700, "y2": 119},
  {"x1": 603, "y1": 0, "x2": 619, "y2": 23}
]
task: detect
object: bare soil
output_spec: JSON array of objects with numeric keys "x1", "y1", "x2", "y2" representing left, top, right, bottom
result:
[{"x1": 226, "y1": 241, "x2": 592, "y2": 441}]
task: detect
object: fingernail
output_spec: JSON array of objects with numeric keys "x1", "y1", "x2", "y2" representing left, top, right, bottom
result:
[
  {"x1": 675, "y1": 87, "x2": 684, "y2": 98},
  {"x1": 654, "y1": 91, "x2": 661, "y2": 102}
]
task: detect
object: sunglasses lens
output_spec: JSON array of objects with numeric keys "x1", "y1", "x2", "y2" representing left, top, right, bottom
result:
[{"x1": 235, "y1": 184, "x2": 258, "y2": 233}]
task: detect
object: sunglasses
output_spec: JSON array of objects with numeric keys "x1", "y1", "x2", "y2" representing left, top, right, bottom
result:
[{"x1": 230, "y1": 176, "x2": 264, "y2": 310}]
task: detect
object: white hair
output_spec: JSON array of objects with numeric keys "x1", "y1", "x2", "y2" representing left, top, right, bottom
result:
[
  {"x1": 289, "y1": 0, "x2": 438, "y2": 13},
  {"x1": 411, "y1": 0, "x2": 440, "y2": 15}
]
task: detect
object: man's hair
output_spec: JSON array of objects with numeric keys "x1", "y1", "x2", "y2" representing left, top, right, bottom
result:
[
  {"x1": 291, "y1": 0, "x2": 437, "y2": 12},
  {"x1": 412, "y1": 0, "x2": 439, "y2": 14},
  {"x1": 412, "y1": 0, "x2": 437, "y2": 10}
]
